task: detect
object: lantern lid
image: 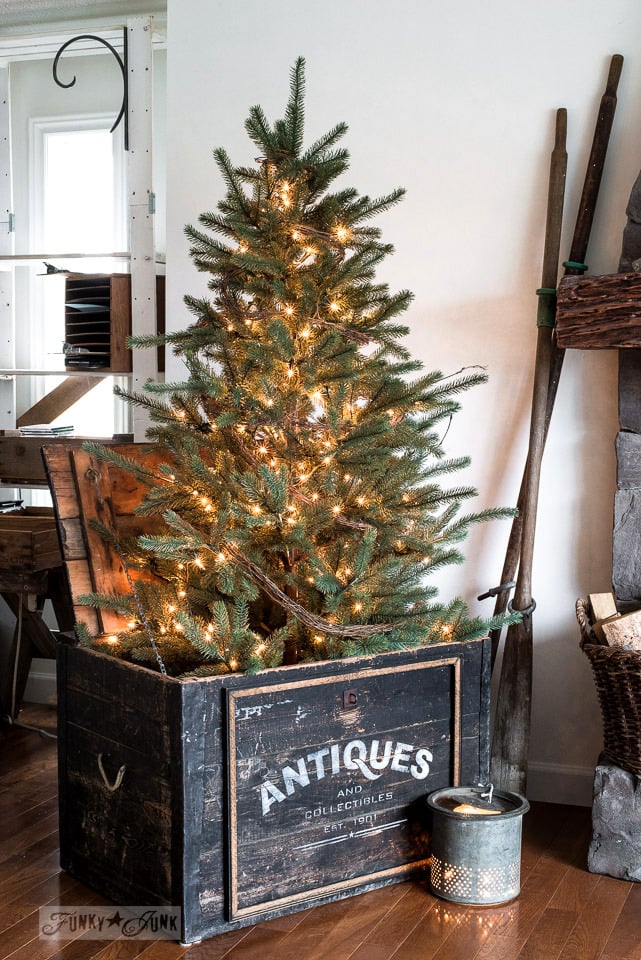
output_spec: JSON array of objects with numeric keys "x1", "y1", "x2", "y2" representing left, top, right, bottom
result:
[{"x1": 426, "y1": 785, "x2": 530, "y2": 820}]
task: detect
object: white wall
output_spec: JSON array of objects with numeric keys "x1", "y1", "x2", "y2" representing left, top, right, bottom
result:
[{"x1": 165, "y1": 0, "x2": 641, "y2": 804}]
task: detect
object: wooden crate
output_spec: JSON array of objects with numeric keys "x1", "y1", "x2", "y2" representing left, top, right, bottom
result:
[
  {"x1": 0, "y1": 507, "x2": 61, "y2": 575},
  {"x1": 45, "y1": 444, "x2": 491, "y2": 945}
]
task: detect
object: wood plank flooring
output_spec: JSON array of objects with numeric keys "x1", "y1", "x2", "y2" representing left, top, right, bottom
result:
[{"x1": 1, "y1": 704, "x2": 639, "y2": 960}]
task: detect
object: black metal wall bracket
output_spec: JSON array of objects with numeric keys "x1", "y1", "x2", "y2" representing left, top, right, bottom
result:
[{"x1": 52, "y1": 28, "x2": 128, "y2": 150}]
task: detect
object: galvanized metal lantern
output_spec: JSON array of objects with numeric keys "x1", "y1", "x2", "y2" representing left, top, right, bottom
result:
[{"x1": 426, "y1": 785, "x2": 530, "y2": 905}]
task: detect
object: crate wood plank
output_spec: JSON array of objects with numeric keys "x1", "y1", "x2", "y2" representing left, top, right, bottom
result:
[
  {"x1": 556, "y1": 272, "x2": 641, "y2": 349},
  {"x1": 43, "y1": 442, "x2": 160, "y2": 638},
  {"x1": 69, "y1": 448, "x2": 132, "y2": 635},
  {"x1": 64, "y1": 559, "x2": 100, "y2": 635}
]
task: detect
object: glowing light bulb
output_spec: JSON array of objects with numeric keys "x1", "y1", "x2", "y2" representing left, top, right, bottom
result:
[
  {"x1": 353, "y1": 602, "x2": 363, "y2": 613},
  {"x1": 284, "y1": 305, "x2": 294, "y2": 316},
  {"x1": 174, "y1": 622, "x2": 184, "y2": 632},
  {"x1": 159, "y1": 626, "x2": 167, "y2": 634},
  {"x1": 178, "y1": 590, "x2": 186, "y2": 598},
  {"x1": 216, "y1": 552, "x2": 226, "y2": 563},
  {"x1": 311, "y1": 492, "x2": 319, "y2": 502},
  {"x1": 194, "y1": 557, "x2": 205, "y2": 569},
  {"x1": 258, "y1": 445, "x2": 268, "y2": 454},
  {"x1": 127, "y1": 621, "x2": 136, "y2": 629},
  {"x1": 265, "y1": 398, "x2": 274, "y2": 408},
  {"x1": 356, "y1": 496, "x2": 366, "y2": 506},
  {"x1": 251, "y1": 505, "x2": 262, "y2": 515},
  {"x1": 255, "y1": 643, "x2": 266, "y2": 655},
  {"x1": 344, "y1": 567, "x2": 352, "y2": 576},
  {"x1": 323, "y1": 456, "x2": 331, "y2": 465},
  {"x1": 287, "y1": 367, "x2": 294, "y2": 378},
  {"x1": 335, "y1": 225, "x2": 348, "y2": 241},
  {"x1": 313, "y1": 635, "x2": 324, "y2": 644},
  {"x1": 307, "y1": 577, "x2": 315, "y2": 584},
  {"x1": 292, "y1": 230, "x2": 301, "y2": 241},
  {"x1": 332, "y1": 505, "x2": 342, "y2": 515},
  {"x1": 329, "y1": 302, "x2": 340, "y2": 312},
  {"x1": 301, "y1": 327, "x2": 311, "y2": 338},
  {"x1": 107, "y1": 635, "x2": 118, "y2": 645},
  {"x1": 227, "y1": 323, "x2": 234, "y2": 332},
  {"x1": 167, "y1": 605, "x2": 176, "y2": 614},
  {"x1": 343, "y1": 472, "x2": 352, "y2": 480}
]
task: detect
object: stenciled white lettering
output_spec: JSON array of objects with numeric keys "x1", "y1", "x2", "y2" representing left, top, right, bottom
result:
[
  {"x1": 259, "y1": 737, "x2": 435, "y2": 816},
  {"x1": 260, "y1": 780, "x2": 287, "y2": 815},
  {"x1": 344, "y1": 740, "x2": 383, "y2": 781},
  {"x1": 282, "y1": 757, "x2": 310, "y2": 795}
]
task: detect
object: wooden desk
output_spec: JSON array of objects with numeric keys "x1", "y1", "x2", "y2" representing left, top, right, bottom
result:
[{"x1": 0, "y1": 434, "x2": 133, "y2": 487}]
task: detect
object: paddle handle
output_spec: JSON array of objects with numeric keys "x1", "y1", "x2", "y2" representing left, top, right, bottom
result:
[{"x1": 567, "y1": 53, "x2": 623, "y2": 269}]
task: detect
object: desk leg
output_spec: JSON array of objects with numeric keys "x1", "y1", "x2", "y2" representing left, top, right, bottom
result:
[{"x1": 0, "y1": 597, "x2": 32, "y2": 720}]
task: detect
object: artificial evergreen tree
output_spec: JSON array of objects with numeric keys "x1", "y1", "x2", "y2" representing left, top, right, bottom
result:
[{"x1": 81, "y1": 58, "x2": 514, "y2": 676}]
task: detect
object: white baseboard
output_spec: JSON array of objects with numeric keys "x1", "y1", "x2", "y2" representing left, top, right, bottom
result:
[
  {"x1": 23, "y1": 659, "x2": 57, "y2": 706},
  {"x1": 527, "y1": 759, "x2": 594, "y2": 807}
]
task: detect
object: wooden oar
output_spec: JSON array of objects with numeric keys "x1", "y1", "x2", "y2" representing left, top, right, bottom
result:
[
  {"x1": 489, "y1": 54, "x2": 623, "y2": 794},
  {"x1": 489, "y1": 109, "x2": 567, "y2": 794},
  {"x1": 488, "y1": 54, "x2": 624, "y2": 671}
]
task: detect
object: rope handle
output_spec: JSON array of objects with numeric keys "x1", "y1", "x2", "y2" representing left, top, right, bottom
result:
[{"x1": 97, "y1": 753, "x2": 126, "y2": 793}]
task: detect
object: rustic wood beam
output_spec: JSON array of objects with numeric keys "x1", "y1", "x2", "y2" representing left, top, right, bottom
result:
[
  {"x1": 556, "y1": 271, "x2": 641, "y2": 348},
  {"x1": 16, "y1": 376, "x2": 101, "y2": 428}
]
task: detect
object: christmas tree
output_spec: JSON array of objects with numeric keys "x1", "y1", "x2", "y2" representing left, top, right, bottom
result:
[{"x1": 80, "y1": 58, "x2": 514, "y2": 676}]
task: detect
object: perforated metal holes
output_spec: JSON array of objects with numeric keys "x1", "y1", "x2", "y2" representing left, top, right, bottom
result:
[{"x1": 430, "y1": 856, "x2": 520, "y2": 904}]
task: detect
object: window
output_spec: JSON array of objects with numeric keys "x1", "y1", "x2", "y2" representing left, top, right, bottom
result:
[{"x1": 29, "y1": 114, "x2": 128, "y2": 436}]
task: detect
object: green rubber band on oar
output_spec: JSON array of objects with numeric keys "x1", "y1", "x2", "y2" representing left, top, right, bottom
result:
[
  {"x1": 563, "y1": 260, "x2": 589, "y2": 273},
  {"x1": 535, "y1": 287, "x2": 557, "y2": 328}
]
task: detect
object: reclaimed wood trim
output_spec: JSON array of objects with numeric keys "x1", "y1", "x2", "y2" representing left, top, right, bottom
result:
[{"x1": 556, "y1": 272, "x2": 641, "y2": 348}]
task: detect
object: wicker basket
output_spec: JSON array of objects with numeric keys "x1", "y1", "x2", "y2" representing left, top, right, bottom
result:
[{"x1": 577, "y1": 597, "x2": 641, "y2": 776}]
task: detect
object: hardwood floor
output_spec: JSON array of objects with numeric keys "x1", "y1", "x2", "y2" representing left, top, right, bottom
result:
[{"x1": 1, "y1": 704, "x2": 639, "y2": 960}]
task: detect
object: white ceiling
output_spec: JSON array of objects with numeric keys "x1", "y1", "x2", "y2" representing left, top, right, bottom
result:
[{"x1": 0, "y1": 0, "x2": 166, "y2": 29}]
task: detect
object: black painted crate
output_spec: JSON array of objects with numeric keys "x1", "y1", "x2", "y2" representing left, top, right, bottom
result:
[{"x1": 57, "y1": 637, "x2": 490, "y2": 944}]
